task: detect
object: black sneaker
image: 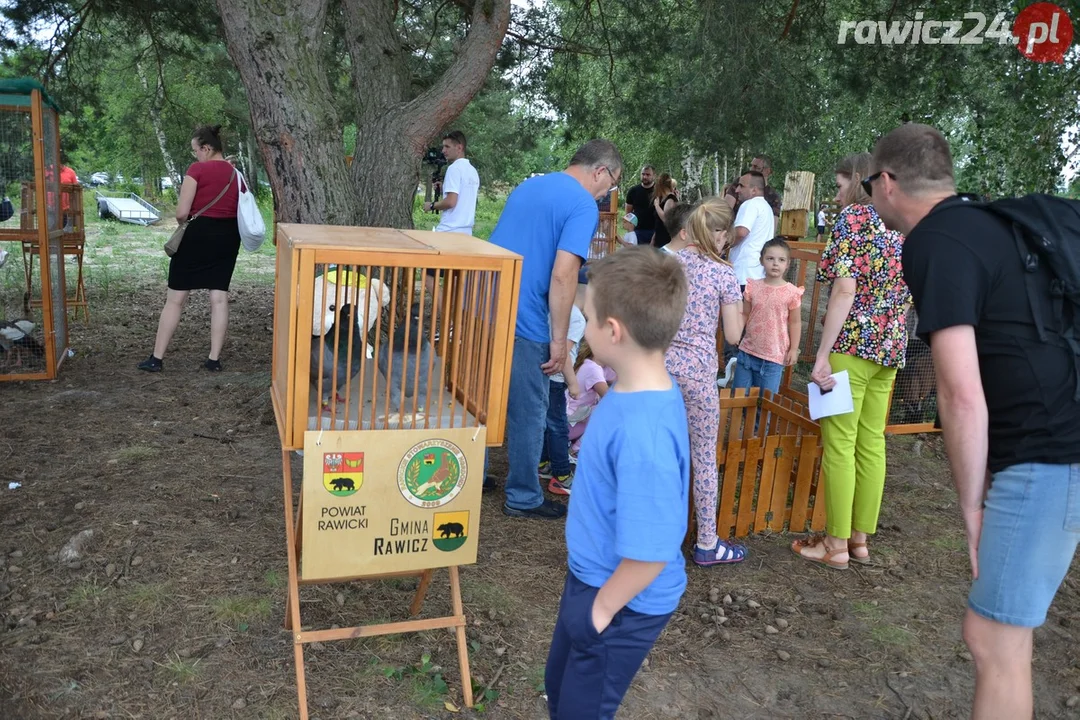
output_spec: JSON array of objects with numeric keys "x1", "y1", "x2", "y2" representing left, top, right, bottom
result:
[
  {"x1": 204, "y1": 358, "x2": 223, "y2": 371},
  {"x1": 482, "y1": 475, "x2": 499, "y2": 493},
  {"x1": 502, "y1": 499, "x2": 567, "y2": 520},
  {"x1": 138, "y1": 355, "x2": 163, "y2": 372}
]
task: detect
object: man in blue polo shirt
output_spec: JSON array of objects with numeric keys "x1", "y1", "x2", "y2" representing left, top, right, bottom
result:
[{"x1": 489, "y1": 139, "x2": 623, "y2": 519}]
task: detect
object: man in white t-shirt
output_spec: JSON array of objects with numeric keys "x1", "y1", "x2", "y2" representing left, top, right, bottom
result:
[
  {"x1": 424, "y1": 131, "x2": 480, "y2": 323},
  {"x1": 425, "y1": 130, "x2": 480, "y2": 235},
  {"x1": 729, "y1": 170, "x2": 775, "y2": 289}
]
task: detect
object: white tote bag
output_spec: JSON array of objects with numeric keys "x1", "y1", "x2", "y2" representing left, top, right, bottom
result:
[{"x1": 235, "y1": 170, "x2": 266, "y2": 251}]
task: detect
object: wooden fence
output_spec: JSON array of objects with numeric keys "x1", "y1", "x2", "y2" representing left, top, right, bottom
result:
[{"x1": 710, "y1": 388, "x2": 826, "y2": 539}]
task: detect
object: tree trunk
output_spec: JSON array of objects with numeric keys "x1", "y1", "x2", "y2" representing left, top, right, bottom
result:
[
  {"x1": 215, "y1": 0, "x2": 510, "y2": 229},
  {"x1": 136, "y1": 61, "x2": 180, "y2": 189}
]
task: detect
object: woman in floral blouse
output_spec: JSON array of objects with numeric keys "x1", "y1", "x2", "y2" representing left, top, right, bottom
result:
[{"x1": 793, "y1": 152, "x2": 911, "y2": 570}]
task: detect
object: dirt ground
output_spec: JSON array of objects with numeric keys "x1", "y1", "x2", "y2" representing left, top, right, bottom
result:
[{"x1": 2, "y1": 275, "x2": 1080, "y2": 719}]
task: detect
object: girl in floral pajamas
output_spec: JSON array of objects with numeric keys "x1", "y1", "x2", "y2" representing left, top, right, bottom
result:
[{"x1": 664, "y1": 197, "x2": 748, "y2": 566}]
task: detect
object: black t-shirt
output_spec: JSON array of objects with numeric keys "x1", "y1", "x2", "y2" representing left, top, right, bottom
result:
[
  {"x1": 902, "y1": 197, "x2": 1080, "y2": 472},
  {"x1": 651, "y1": 194, "x2": 678, "y2": 248},
  {"x1": 626, "y1": 184, "x2": 657, "y2": 231}
]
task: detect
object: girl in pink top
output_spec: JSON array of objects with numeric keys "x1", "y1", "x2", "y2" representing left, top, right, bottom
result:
[
  {"x1": 565, "y1": 341, "x2": 616, "y2": 453},
  {"x1": 733, "y1": 239, "x2": 804, "y2": 394}
]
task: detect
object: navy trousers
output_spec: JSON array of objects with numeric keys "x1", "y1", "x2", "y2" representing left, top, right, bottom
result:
[{"x1": 545, "y1": 571, "x2": 672, "y2": 719}]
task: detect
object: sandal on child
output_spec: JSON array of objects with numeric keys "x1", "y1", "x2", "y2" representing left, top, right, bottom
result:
[
  {"x1": 791, "y1": 535, "x2": 849, "y2": 570},
  {"x1": 693, "y1": 539, "x2": 748, "y2": 566},
  {"x1": 848, "y1": 541, "x2": 871, "y2": 565}
]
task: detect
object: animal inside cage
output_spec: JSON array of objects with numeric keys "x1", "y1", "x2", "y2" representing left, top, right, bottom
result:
[
  {"x1": 889, "y1": 309, "x2": 937, "y2": 427},
  {"x1": 0, "y1": 78, "x2": 68, "y2": 380},
  {"x1": 272, "y1": 225, "x2": 522, "y2": 450}
]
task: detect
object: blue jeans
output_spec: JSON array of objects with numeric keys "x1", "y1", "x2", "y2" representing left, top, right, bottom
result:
[
  {"x1": 504, "y1": 337, "x2": 550, "y2": 510},
  {"x1": 545, "y1": 571, "x2": 671, "y2": 719},
  {"x1": 541, "y1": 379, "x2": 572, "y2": 477},
  {"x1": 969, "y1": 463, "x2": 1080, "y2": 627},
  {"x1": 732, "y1": 349, "x2": 784, "y2": 395}
]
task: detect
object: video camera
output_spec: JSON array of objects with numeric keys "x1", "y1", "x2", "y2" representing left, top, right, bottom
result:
[
  {"x1": 424, "y1": 147, "x2": 447, "y2": 169},
  {"x1": 423, "y1": 147, "x2": 448, "y2": 211}
]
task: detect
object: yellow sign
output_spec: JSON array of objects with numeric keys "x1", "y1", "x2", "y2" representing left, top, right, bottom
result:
[
  {"x1": 432, "y1": 510, "x2": 469, "y2": 552},
  {"x1": 301, "y1": 427, "x2": 485, "y2": 581},
  {"x1": 322, "y1": 452, "x2": 364, "y2": 496}
]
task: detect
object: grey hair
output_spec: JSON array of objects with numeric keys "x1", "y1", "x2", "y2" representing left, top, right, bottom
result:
[{"x1": 569, "y1": 139, "x2": 623, "y2": 176}]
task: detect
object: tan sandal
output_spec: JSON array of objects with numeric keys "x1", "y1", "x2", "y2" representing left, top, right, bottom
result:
[
  {"x1": 791, "y1": 535, "x2": 849, "y2": 570},
  {"x1": 848, "y1": 541, "x2": 871, "y2": 565}
]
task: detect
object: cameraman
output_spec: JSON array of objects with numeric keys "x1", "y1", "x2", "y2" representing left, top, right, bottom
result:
[{"x1": 425, "y1": 131, "x2": 479, "y2": 236}]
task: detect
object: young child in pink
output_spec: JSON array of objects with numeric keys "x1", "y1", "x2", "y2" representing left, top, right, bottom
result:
[
  {"x1": 733, "y1": 239, "x2": 804, "y2": 394},
  {"x1": 565, "y1": 341, "x2": 616, "y2": 454},
  {"x1": 664, "y1": 197, "x2": 747, "y2": 567}
]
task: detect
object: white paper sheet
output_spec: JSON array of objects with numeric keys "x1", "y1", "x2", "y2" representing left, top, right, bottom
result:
[{"x1": 808, "y1": 370, "x2": 855, "y2": 421}]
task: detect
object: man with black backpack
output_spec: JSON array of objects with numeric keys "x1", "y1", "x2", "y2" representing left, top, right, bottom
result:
[{"x1": 869, "y1": 122, "x2": 1080, "y2": 720}]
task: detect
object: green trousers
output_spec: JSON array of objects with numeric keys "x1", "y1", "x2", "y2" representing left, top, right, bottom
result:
[{"x1": 819, "y1": 353, "x2": 897, "y2": 539}]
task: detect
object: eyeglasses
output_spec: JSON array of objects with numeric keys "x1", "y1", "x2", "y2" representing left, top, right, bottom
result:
[
  {"x1": 602, "y1": 166, "x2": 617, "y2": 185},
  {"x1": 861, "y1": 171, "x2": 895, "y2": 197}
]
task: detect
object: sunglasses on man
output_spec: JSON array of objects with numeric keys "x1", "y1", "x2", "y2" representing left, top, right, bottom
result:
[{"x1": 861, "y1": 171, "x2": 895, "y2": 197}]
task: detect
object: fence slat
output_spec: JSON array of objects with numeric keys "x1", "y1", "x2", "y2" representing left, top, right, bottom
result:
[
  {"x1": 754, "y1": 436, "x2": 780, "y2": 532},
  {"x1": 718, "y1": 439, "x2": 742, "y2": 539},
  {"x1": 769, "y1": 436, "x2": 798, "y2": 531},
  {"x1": 788, "y1": 438, "x2": 820, "y2": 532},
  {"x1": 735, "y1": 438, "x2": 763, "y2": 536}
]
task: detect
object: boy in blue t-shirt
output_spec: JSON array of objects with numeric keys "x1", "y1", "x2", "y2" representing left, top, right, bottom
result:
[{"x1": 545, "y1": 247, "x2": 691, "y2": 719}]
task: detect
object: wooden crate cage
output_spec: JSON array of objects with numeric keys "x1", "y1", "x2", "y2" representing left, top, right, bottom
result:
[
  {"x1": 588, "y1": 187, "x2": 619, "y2": 259},
  {"x1": 21, "y1": 180, "x2": 88, "y2": 321},
  {"x1": 272, "y1": 224, "x2": 522, "y2": 450},
  {"x1": 705, "y1": 388, "x2": 826, "y2": 539},
  {"x1": 270, "y1": 223, "x2": 522, "y2": 717},
  {"x1": 0, "y1": 79, "x2": 69, "y2": 381},
  {"x1": 778, "y1": 242, "x2": 938, "y2": 434}
]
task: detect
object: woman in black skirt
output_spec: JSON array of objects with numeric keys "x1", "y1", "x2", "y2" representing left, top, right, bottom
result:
[{"x1": 139, "y1": 125, "x2": 245, "y2": 372}]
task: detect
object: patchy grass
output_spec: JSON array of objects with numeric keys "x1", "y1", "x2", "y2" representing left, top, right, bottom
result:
[
  {"x1": 66, "y1": 582, "x2": 107, "y2": 608},
  {"x1": 262, "y1": 570, "x2": 284, "y2": 590},
  {"x1": 851, "y1": 600, "x2": 884, "y2": 622},
  {"x1": 461, "y1": 579, "x2": 518, "y2": 615},
  {"x1": 930, "y1": 535, "x2": 966, "y2": 553},
  {"x1": 210, "y1": 595, "x2": 272, "y2": 627},
  {"x1": 871, "y1": 624, "x2": 917, "y2": 647},
  {"x1": 111, "y1": 445, "x2": 158, "y2": 464},
  {"x1": 125, "y1": 583, "x2": 171, "y2": 614},
  {"x1": 158, "y1": 656, "x2": 201, "y2": 685}
]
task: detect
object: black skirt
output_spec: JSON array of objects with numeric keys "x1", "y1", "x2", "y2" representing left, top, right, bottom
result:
[{"x1": 168, "y1": 216, "x2": 242, "y2": 291}]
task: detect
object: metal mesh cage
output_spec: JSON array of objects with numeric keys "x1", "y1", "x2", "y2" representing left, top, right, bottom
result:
[
  {"x1": 889, "y1": 308, "x2": 937, "y2": 426},
  {"x1": 0, "y1": 86, "x2": 68, "y2": 380},
  {"x1": 0, "y1": 106, "x2": 46, "y2": 374}
]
